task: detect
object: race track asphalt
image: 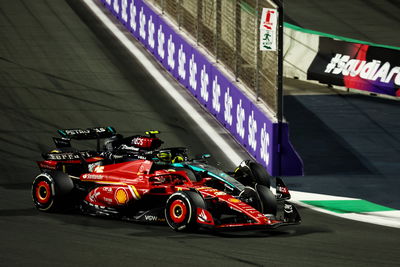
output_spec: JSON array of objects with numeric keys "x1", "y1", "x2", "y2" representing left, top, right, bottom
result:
[{"x1": 0, "y1": 0, "x2": 399, "y2": 266}]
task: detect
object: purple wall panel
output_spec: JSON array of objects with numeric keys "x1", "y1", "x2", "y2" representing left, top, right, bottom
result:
[
  {"x1": 186, "y1": 49, "x2": 201, "y2": 96},
  {"x1": 195, "y1": 55, "x2": 212, "y2": 109},
  {"x1": 110, "y1": 0, "x2": 120, "y2": 18},
  {"x1": 153, "y1": 16, "x2": 167, "y2": 64},
  {"x1": 161, "y1": 26, "x2": 176, "y2": 73},
  {"x1": 125, "y1": 0, "x2": 141, "y2": 39},
  {"x1": 175, "y1": 36, "x2": 192, "y2": 87},
  {"x1": 137, "y1": 3, "x2": 157, "y2": 54},
  {"x1": 100, "y1": 0, "x2": 303, "y2": 176}
]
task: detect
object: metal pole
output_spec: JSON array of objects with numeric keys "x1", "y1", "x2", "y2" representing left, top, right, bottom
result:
[
  {"x1": 178, "y1": 0, "x2": 182, "y2": 30},
  {"x1": 215, "y1": 0, "x2": 222, "y2": 62},
  {"x1": 197, "y1": 0, "x2": 202, "y2": 45},
  {"x1": 255, "y1": 0, "x2": 260, "y2": 100},
  {"x1": 234, "y1": 0, "x2": 241, "y2": 81},
  {"x1": 276, "y1": 0, "x2": 284, "y2": 124},
  {"x1": 276, "y1": 0, "x2": 284, "y2": 176}
]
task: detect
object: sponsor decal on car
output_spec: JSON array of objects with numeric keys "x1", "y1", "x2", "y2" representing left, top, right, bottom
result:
[
  {"x1": 144, "y1": 215, "x2": 157, "y2": 221},
  {"x1": 228, "y1": 198, "x2": 240, "y2": 203},
  {"x1": 39, "y1": 162, "x2": 57, "y2": 170},
  {"x1": 82, "y1": 174, "x2": 104, "y2": 180},
  {"x1": 115, "y1": 188, "x2": 129, "y2": 204}
]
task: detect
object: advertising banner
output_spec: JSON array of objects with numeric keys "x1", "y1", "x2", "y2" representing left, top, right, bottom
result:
[
  {"x1": 99, "y1": 0, "x2": 303, "y2": 176},
  {"x1": 259, "y1": 8, "x2": 278, "y2": 51},
  {"x1": 308, "y1": 37, "x2": 400, "y2": 97}
]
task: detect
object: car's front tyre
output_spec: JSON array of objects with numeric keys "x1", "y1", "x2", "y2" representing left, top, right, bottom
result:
[{"x1": 165, "y1": 191, "x2": 205, "y2": 232}]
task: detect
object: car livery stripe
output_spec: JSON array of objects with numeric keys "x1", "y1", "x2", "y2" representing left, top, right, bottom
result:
[
  {"x1": 82, "y1": 180, "x2": 126, "y2": 185},
  {"x1": 128, "y1": 185, "x2": 141, "y2": 200}
]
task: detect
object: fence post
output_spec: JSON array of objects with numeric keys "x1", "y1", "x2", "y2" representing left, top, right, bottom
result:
[
  {"x1": 276, "y1": 0, "x2": 283, "y2": 123},
  {"x1": 255, "y1": 0, "x2": 260, "y2": 100},
  {"x1": 235, "y1": 0, "x2": 241, "y2": 81},
  {"x1": 197, "y1": 0, "x2": 202, "y2": 45},
  {"x1": 215, "y1": 0, "x2": 222, "y2": 62},
  {"x1": 178, "y1": 0, "x2": 182, "y2": 30}
]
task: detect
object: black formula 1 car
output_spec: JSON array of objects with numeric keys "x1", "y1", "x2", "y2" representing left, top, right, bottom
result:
[{"x1": 39, "y1": 127, "x2": 189, "y2": 177}]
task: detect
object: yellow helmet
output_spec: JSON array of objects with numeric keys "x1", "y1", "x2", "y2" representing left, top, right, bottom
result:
[
  {"x1": 172, "y1": 155, "x2": 184, "y2": 163},
  {"x1": 157, "y1": 151, "x2": 171, "y2": 162}
]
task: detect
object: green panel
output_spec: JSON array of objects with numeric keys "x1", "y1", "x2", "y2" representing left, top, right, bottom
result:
[{"x1": 302, "y1": 200, "x2": 395, "y2": 214}]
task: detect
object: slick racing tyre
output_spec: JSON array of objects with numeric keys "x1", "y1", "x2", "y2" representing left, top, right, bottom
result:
[
  {"x1": 255, "y1": 184, "x2": 277, "y2": 215},
  {"x1": 165, "y1": 191, "x2": 205, "y2": 232},
  {"x1": 234, "y1": 160, "x2": 271, "y2": 188},
  {"x1": 250, "y1": 162, "x2": 270, "y2": 188},
  {"x1": 32, "y1": 171, "x2": 74, "y2": 212}
]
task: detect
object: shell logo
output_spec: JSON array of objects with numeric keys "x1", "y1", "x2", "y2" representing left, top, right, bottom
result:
[
  {"x1": 115, "y1": 188, "x2": 128, "y2": 204},
  {"x1": 228, "y1": 198, "x2": 240, "y2": 203}
]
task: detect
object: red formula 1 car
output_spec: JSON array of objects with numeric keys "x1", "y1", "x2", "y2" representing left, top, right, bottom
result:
[{"x1": 33, "y1": 151, "x2": 301, "y2": 231}]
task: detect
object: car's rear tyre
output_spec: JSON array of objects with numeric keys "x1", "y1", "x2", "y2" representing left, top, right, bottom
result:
[
  {"x1": 165, "y1": 191, "x2": 205, "y2": 232},
  {"x1": 255, "y1": 184, "x2": 277, "y2": 215},
  {"x1": 32, "y1": 172, "x2": 74, "y2": 212}
]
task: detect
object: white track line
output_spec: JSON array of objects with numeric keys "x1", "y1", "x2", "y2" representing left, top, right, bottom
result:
[
  {"x1": 289, "y1": 190, "x2": 400, "y2": 229},
  {"x1": 82, "y1": 0, "x2": 242, "y2": 166}
]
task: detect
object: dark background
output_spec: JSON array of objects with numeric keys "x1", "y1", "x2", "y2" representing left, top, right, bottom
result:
[{"x1": 0, "y1": 0, "x2": 399, "y2": 266}]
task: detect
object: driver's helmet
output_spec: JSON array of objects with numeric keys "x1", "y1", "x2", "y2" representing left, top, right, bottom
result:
[
  {"x1": 157, "y1": 151, "x2": 172, "y2": 162},
  {"x1": 172, "y1": 155, "x2": 185, "y2": 163}
]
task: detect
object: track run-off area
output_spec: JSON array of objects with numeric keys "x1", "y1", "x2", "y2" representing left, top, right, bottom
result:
[{"x1": 0, "y1": 0, "x2": 399, "y2": 266}]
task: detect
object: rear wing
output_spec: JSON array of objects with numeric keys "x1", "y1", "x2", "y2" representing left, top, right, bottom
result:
[
  {"x1": 57, "y1": 127, "x2": 116, "y2": 140},
  {"x1": 42, "y1": 151, "x2": 96, "y2": 161},
  {"x1": 55, "y1": 127, "x2": 117, "y2": 151}
]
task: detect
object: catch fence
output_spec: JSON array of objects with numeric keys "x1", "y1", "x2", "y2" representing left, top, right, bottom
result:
[{"x1": 149, "y1": 0, "x2": 279, "y2": 114}]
